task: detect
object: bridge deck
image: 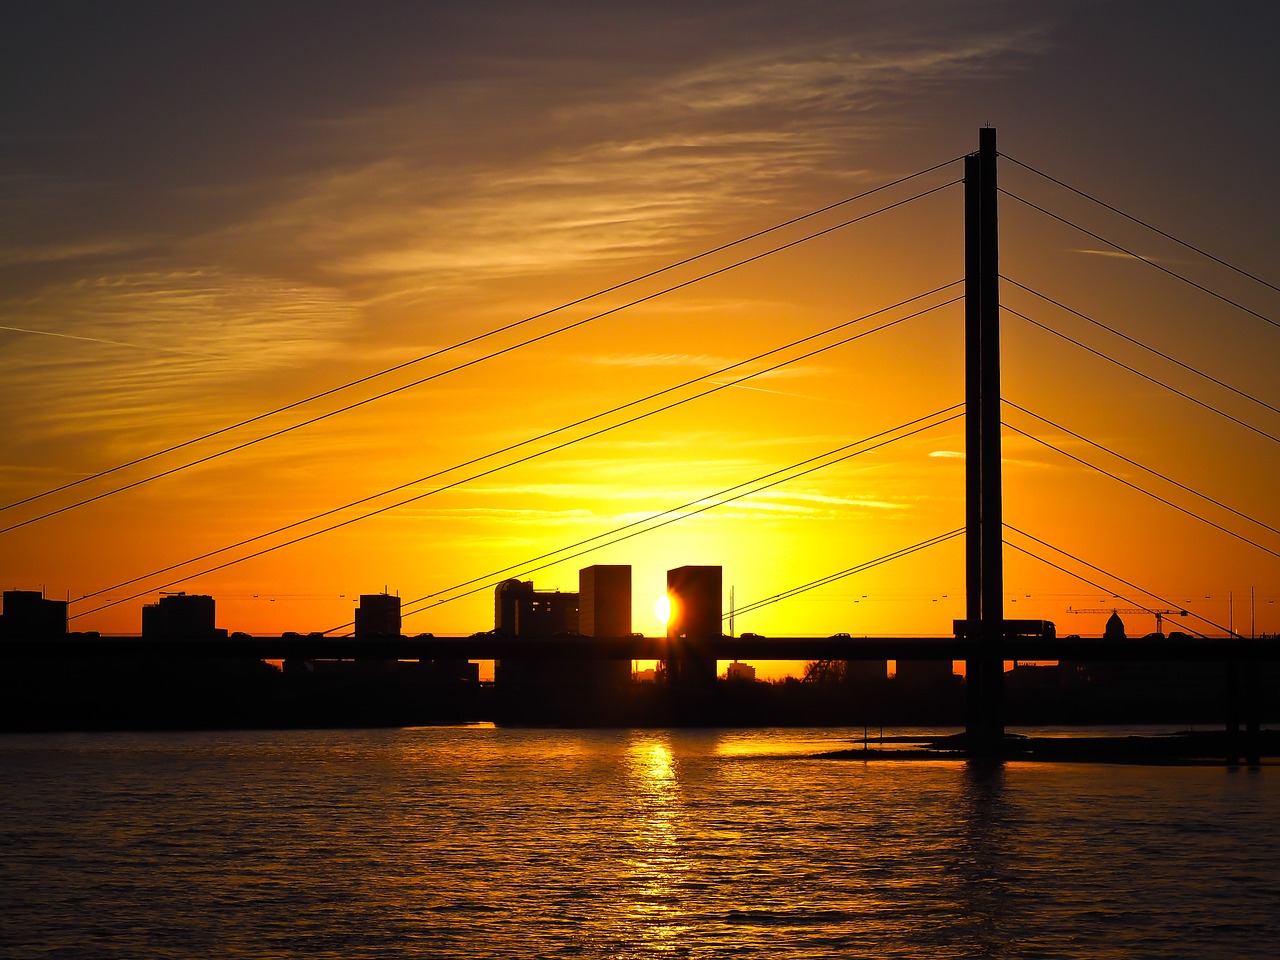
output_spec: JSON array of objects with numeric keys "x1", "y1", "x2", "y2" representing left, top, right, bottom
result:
[{"x1": 4, "y1": 635, "x2": 1279, "y2": 662}]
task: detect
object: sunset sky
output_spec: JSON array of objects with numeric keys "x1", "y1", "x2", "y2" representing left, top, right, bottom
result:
[{"x1": 3, "y1": 2, "x2": 1279, "y2": 673}]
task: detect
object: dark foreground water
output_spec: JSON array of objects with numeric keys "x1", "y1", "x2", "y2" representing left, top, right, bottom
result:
[{"x1": 2, "y1": 727, "x2": 1278, "y2": 959}]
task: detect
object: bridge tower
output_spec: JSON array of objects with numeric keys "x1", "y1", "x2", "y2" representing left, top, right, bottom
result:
[{"x1": 964, "y1": 127, "x2": 1005, "y2": 754}]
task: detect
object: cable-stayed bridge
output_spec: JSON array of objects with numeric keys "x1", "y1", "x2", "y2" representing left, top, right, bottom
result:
[{"x1": 4, "y1": 128, "x2": 1279, "y2": 750}]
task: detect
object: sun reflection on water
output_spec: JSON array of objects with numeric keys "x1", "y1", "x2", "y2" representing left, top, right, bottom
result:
[{"x1": 623, "y1": 735, "x2": 692, "y2": 952}]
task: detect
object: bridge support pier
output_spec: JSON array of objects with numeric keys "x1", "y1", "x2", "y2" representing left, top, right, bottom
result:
[{"x1": 964, "y1": 127, "x2": 1005, "y2": 757}]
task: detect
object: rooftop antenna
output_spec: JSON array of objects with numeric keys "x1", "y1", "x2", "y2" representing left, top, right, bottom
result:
[{"x1": 729, "y1": 585, "x2": 735, "y2": 638}]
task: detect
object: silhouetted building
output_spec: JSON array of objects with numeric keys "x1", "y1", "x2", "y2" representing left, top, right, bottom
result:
[
  {"x1": 0, "y1": 589, "x2": 67, "y2": 638},
  {"x1": 726, "y1": 660, "x2": 756, "y2": 682},
  {"x1": 493, "y1": 579, "x2": 579, "y2": 694},
  {"x1": 578, "y1": 565, "x2": 632, "y2": 690},
  {"x1": 142, "y1": 592, "x2": 222, "y2": 639},
  {"x1": 355, "y1": 593, "x2": 401, "y2": 638},
  {"x1": 665, "y1": 565, "x2": 722, "y2": 690},
  {"x1": 494, "y1": 579, "x2": 578, "y2": 637},
  {"x1": 579, "y1": 565, "x2": 630, "y2": 638},
  {"x1": 1104, "y1": 611, "x2": 1127, "y2": 641}
]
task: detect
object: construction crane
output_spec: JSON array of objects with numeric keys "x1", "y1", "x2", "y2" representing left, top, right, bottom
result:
[{"x1": 1066, "y1": 606, "x2": 1188, "y2": 636}]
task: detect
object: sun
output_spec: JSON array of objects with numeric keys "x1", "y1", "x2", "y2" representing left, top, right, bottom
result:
[{"x1": 654, "y1": 595, "x2": 672, "y2": 629}]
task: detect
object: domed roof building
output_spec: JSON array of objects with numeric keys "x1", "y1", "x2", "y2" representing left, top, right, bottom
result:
[{"x1": 1104, "y1": 610, "x2": 1127, "y2": 641}]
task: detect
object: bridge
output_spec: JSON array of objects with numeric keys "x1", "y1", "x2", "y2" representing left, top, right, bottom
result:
[
  {"x1": 7, "y1": 633, "x2": 1280, "y2": 664},
  {"x1": 4, "y1": 128, "x2": 1278, "y2": 752}
]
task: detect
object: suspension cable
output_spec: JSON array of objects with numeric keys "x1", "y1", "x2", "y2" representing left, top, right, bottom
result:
[
  {"x1": 4, "y1": 160, "x2": 964, "y2": 518},
  {"x1": 1004, "y1": 277, "x2": 1280, "y2": 419},
  {"x1": 1006, "y1": 400, "x2": 1280, "y2": 538},
  {"x1": 729, "y1": 529, "x2": 964, "y2": 621},
  {"x1": 70, "y1": 296, "x2": 962, "y2": 619},
  {"x1": 385, "y1": 413, "x2": 965, "y2": 631},
  {"x1": 385, "y1": 405, "x2": 962, "y2": 619},
  {"x1": 1004, "y1": 524, "x2": 1229, "y2": 636},
  {"x1": 1001, "y1": 153, "x2": 1280, "y2": 296},
  {"x1": 1004, "y1": 422, "x2": 1280, "y2": 561},
  {"x1": 1001, "y1": 189, "x2": 1279, "y2": 331},
  {"x1": 1003, "y1": 305, "x2": 1280, "y2": 445}
]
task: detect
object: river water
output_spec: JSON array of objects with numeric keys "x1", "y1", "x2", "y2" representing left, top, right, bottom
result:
[{"x1": 2, "y1": 726, "x2": 1278, "y2": 959}]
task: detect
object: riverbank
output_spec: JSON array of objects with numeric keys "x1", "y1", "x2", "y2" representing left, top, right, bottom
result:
[{"x1": 816, "y1": 729, "x2": 1280, "y2": 764}]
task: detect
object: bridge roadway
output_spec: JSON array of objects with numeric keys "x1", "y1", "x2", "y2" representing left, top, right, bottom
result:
[{"x1": 5, "y1": 634, "x2": 1280, "y2": 662}]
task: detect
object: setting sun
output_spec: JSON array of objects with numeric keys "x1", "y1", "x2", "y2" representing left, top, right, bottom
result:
[{"x1": 654, "y1": 595, "x2": 672, "y2": 629}]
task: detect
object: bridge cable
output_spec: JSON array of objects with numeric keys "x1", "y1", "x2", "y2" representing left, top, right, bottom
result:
[
  {"x1": 1003, "y1": 306, "x2": 1280, "y2": 445},
  {"x1": 5, "y1": 180, "x2": 962, "y2": 536},
  {"x1": 728, "y1": 529, "x2": 965, "y2": 622},
  {"x1": 1004, "y1": 277, "x2": 1280, "y2": 419},
  {"x1": 2, "y1": 159, "x2": 964, "y2": 518},
  {"x1": 380, "y1": 412, "x2": 966, "y2": 631},
  {"x1": 1000, "y1": 189, "x2": 1279, "y2": 332},
  {"x1": 70, "y1": 296, "x2": 961, "y2": 619},
  {"x1": 375, "y1": 406, "x2": 963, "y2": 624},
  {"x1": 1000, "y1": 153, "x2": 1280, "y2": 296},
  {"x1": 70, "y1": 293, "x2": 959, "y2": 610},
  {"x1": 1006, "y1": 400, "x2": 1280, "y2": 539},
  {"x1": 1002, "y1": 542, "x2": 1212, "y2": 639},
  {"x1": 1003, "y1": 422, "x2": 1280, "y2": 562},
  {"x1": 1003, "y1": 525, "x2": 1228, "y2": 636}
]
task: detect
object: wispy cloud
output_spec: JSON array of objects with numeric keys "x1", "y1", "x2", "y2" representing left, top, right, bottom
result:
[
  {"x1": 194, "y1": 12, "x2": 1047, "y2": 301},
  {"x1": 1071, "y1": 248, "x2": 1152, "y2": 261},
  {"x1": 0, "y1": 237, "x2": 149, "y2": 267},
  {"x1": 0, "y1": 269, "x2": 357, "y2": 446}
]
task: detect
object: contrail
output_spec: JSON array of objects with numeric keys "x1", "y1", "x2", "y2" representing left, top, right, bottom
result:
[{"x1": 0, "y1": 324, "x2": 224, "y2": 357}]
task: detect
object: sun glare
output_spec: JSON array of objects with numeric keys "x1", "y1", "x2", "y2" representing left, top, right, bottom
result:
[{"x1": 654, "y1": 595, "x2": 671, "y2": 629}]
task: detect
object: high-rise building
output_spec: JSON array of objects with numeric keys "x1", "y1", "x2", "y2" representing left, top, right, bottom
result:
[
  {"x1": 493, "y1": 579, "x2": 579, "y2": 695},
  {"x1": 0, "y1": 590, "x2": 68, "y2": 638},
  {"x1": 579, "y1": 565, "x2": 632, "y2": 690},
  {"x1": 355, "y1": 593, "x2": 401, "y2": 638},
  {"x1": 665, "y1": 565, "x2": 722, "y2": 689},
  {"x1": 579, "y1": 565, "x2": 630, "y2": 638},
  {"x1": 494, "y1": 579, "x2": 579, "y2": 637},
  {"x1": 141, "y1": 593, "x2": 220, "y2": 639}
]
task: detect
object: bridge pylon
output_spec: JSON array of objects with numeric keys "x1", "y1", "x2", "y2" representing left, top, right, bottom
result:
[{"x1": 964, "y1": 126, "x2": 1005, "y2": 756}]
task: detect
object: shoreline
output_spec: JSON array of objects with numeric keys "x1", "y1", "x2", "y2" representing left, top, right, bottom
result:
[{"x1": 815, "y1": 729, "x2": 1280, "y2": 765}]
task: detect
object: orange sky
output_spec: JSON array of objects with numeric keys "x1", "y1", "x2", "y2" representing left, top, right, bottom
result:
[{"x1": 3, "y1": 3, "x2": 1279, "y2": 676}]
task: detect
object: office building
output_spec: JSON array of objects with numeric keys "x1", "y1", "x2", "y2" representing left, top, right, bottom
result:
[
  {"x1": 355, "y1": 593, "x2": 401, "y2": 638},
  {"x1": 579, "y1": 565, "x2": 630, "y2": 638},
  {"x1": 665, "y1": 565, "x2": 722, "y2": 689},
  {"x1": 579, "y1": 565, "x2": 632, "y2": 690},
  {"x1": 494, "y1": 579, "x2": 578, "y2": 637},
  {"x1": 141, "y1": 592, "x2": 221, "y2": 639},
  {"x1": 0, "y1": 589, "x2": 68, "y2": 638},
  {"x1": 493, "y1": 579, "x2": 579, "y2": 694}
]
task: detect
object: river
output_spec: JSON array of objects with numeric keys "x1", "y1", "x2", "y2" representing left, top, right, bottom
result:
[{"x1": 2, "y1": 726, "x2": 1277, "y2": 958}]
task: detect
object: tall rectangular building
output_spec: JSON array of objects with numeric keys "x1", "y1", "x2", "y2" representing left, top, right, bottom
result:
[
  {"x1": 141, "y1": 593, "x2": 218, "y2": 639},
  {"x1": 579, "y1": 565, "x2": 631, "y2": 638},
  {"x1": 666, "y1": 565, "x2": 722, "y2": 639},
  {"x1": 579, "y1": 565, "x2": 632, "y2": 691},
  {"x1": 665, "y1": 565, "x2": 722, "y2": 689},
  {"x1": 0, "y1": 590, "x2": 68, "y2": 638},
  {"x1": 355, "y1": 593, "x2": 401, "y2": 638}
]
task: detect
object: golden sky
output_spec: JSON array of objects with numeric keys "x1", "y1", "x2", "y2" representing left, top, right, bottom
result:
[{"x1": 3, "y1": 2, "x2": 1279, "y2": 673}]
